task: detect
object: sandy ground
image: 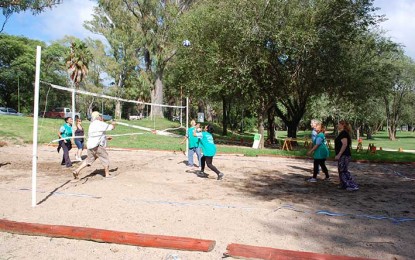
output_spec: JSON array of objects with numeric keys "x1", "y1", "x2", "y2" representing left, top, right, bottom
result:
[{"x1": 0, "y1": 144, "x2": 414, "y2": 260}]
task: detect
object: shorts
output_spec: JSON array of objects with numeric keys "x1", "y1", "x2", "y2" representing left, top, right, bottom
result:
[
  {"x1": 86, "y1": 146, "x2": 110, "y2": 167},
  {"x1": 75, "y1": 139, "x2": 84, "y2": 149}
]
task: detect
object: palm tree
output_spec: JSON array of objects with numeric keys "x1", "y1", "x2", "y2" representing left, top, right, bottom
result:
[
  {"x1": 66, "y1": 39, "x2": 92, "y2": 120},
  {"x1": 66, "y1": 40, "x2": 92, "y2": 87}
]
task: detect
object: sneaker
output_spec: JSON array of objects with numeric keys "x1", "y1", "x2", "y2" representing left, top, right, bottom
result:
[
  {"x1": 197, "y1": 171, "x2": 208, "y2": 178},
  {"x1": 217, "y1": 172, "x2": 224, "y2": 180},
  {"x1": 346, "y1": 187, "x2": 359, "y2": 191},
  {"x1": 306, "y1": 178, "x2": 317, "y2": 183},
  {"x1": 324, "y1": 176, "x2": 331, "y2": 181}
]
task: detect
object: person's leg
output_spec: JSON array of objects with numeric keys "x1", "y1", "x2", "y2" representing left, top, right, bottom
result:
[
  {"x1": 187, "y1": 147, "x2": 195, "y2": 166},
  {"x1": 96, "y1": 146, "x2": 111, "y2": 177},
  {"x1": 312, "y1": 159, "x2": 319, "y2": 179},
  {"x1": 338, "y1": 156, "x2": 352, "y2": 188},
  {"x1": 74, "y1": 140, "x2": 82, "y2": 160},
  {"x1": 59, "y1": 140, "x2": 65, "y2": 165},
  {"x1": 72, "y1": 148, "x2": 97, "y2": 179},
  {"x1": 205, "y1": 156, "x2": 220, "y2": 174},
  {"x1": 201, "y1": 156, "x2": 206, "y2": 172},
  {"x1": 72, "y1": 160, "x2": 88, "y2": 179},
  {"x1": 339, "y1": 155, "x2": 358, "y2": 190},
  {"x1": 195, "y1": 147, "x2": 202, "y2": 167},
  {"x1": 79, "y1": 141, "x2": 84, "y2": 158},
  {"x1": 61, "y1": 141, "x2": 72, "y2": 167},
  {"x1": 205, "y1": 156, "x2": 224, "y2": 180},
  {"x1": 319, "y1": 159, "x2": 329, "y2": 178}
]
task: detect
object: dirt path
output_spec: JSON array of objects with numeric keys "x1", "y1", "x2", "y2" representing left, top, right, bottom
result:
[{"x1": 0, "y1": 144, "x2": 414, "y2": 259}]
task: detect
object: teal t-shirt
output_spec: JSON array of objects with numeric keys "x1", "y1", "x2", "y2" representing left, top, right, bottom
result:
[
  {"x1": 313, "y1": 132, "x2": 329, "y2": 159},
  {"x1": 60, "y1": 123, "x2": 73, "y2": 141},
  {"x1": 188, "y1": 126, "x2": 199, "y2": 148},
  {"x1": 197, "y1": 132, "x2": 216, "y2": 156}
]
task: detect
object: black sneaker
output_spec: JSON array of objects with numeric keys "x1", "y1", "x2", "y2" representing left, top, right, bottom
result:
[
  {"x1": 197, "y1": 171, "x2": 208, "y2": 178},
  {"x1": 217, "y1": 172, "x2": 224, "y2": 180}
]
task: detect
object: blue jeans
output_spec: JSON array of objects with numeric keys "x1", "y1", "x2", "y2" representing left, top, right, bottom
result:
[
  {"x1": 74, "y1": 139, "x2": 84, "y2": 149},
  {"x1": 188, "y1": 147, "x2": 201, "y2": 167}
]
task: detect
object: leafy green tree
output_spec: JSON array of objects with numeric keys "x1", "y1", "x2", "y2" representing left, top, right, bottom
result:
[
  {"x1": 173, "y1": 0, "x2": 380, "y2": 147},
  {"x1": 88, "y1": 0, "x2": 195, "y2": 118},
  {"x1": 40, "y1": 41, "x2": 71, "y2": 113},
  {"x1": 85, "y1": 0, "x2": 143, "y2": 119},
  {"x1": 0, "y1": 0, "x2": 62, "y2": 33},
  {"x1": 0, "y1": 34, "x2": 43, "y2": 111},
  {"x1": 382, "y1": 55, "x2": 415, "y2": 139}
]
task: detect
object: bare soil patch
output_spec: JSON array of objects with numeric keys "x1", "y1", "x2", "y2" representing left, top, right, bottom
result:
[{"x1": 0, "y1": 145, "x2": 414, "y2": 259}]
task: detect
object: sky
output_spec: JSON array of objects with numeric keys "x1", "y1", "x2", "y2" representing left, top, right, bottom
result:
[{"x1": 2, "y1": 0, "x2": 415, "y2": 59}]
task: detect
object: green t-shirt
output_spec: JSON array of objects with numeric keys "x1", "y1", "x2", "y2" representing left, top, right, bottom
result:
[
  {"x1": 196, "y1": 132, "x2": 216, "y2": 156},
  {"x1": 313, "y1": 132, "x2": 329, "y2": 159},
  {"x1": 188, "y1": 126, "x2": 199, "y2": 148}
]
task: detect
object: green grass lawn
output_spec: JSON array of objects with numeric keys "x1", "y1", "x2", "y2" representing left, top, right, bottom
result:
[{"x1": 1, "y1": 115, "x2": 414, "y2": 163}]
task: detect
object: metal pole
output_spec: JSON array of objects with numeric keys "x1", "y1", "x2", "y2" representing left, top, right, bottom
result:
[
  {"x1": 186, "y1": 97, "x2": 189, "y2": 156},
  {"x1": 18, "y1": 76, "x2": 20, "y2": 113},
  {"x1": 32, "y1": 46, "x2": 41, "y2": 207},
  {"x1": 180, "y1": 86, "x2": 183, "y2": 127},
  {"x1": 71, "y1": 80, "x2": 76, "y2": 123}
]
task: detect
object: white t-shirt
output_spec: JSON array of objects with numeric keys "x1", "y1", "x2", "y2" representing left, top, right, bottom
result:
[{"x1": 87, "y1": 120, "x2": 114, "y2": 149}]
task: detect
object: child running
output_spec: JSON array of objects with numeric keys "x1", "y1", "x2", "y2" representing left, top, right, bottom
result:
[{"x1": 194, "y1": 124, "x2": 224, "y2": 180}]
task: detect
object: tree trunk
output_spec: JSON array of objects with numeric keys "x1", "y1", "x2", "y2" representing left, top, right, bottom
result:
[
  {"x1": 206, "y1": 103, "x2": 214, "y2": 122},
  {"x1": 257, "y1": 112, "x2": 265, "y2": 149},
  {"x1": 151, "y1": 70, "x2": 164, "y2": 118},
  {"x1": 388, "y1": 125, "x2": 397, "y2": 140},
  {"x1": 286, "y1": 122, "x2": 298, "y2": 139},
  {"x1": 222, "y1": 97, "x2": 228, "y2": 136},
  {"x1": 256, "y1": 97, "x2": 268, "y2": 149},
  {"x1": 267, "y1": 106, "x2": 276, "y2": 144},
  {"x1": 115, "y1": 101, "x2": 122, "y2": 120}
]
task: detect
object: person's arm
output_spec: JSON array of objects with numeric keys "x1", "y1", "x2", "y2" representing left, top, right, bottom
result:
[
  {"x1": 335, "y1": 138, "x2": 348, "y2": 160},
  {"x1": 307, "y1": 136, "x2": 322, "y2": 156},
  {"x1": 58, "y1": 126, "x2": 66, "y2": 143},
  {"x1": 307, "y1": 144, "x2": 320, "y2": 156},
  {"x1": 180, "y1": 135, "x2": 187, "y2": 144}
]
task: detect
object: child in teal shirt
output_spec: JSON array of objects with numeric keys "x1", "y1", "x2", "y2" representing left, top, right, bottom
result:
[{"x1": 194, "y1": 124, "x2": 224, "y2": 180}]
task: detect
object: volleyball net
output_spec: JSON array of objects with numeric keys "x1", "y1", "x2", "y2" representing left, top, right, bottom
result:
[{"x1": 39, "y1": 81, "x2": 188, "y2": 139}]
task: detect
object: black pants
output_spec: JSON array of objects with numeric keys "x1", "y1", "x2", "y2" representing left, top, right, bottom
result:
[
  {"x1": 313, "y1": 159, "x2": 328, "y2": 178},
  {"x1": 59, "y1": 140, "x2": 72, "y2": 167},
  {"x1": 201, "y1": 156, "x2": 220, "y2": 175}
]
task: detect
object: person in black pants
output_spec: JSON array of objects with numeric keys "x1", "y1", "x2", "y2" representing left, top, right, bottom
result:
[
  {"x1": 306, "y1": 123, "x2": 330, "y2": 182},
  {"x1": 57, "y1": 117, "x2": 73, "y2": 168}
]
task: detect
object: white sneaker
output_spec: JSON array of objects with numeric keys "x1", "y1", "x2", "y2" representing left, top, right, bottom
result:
[
  {"x1": 346, "y1": 187, "x2": 359, "y2": 191},
  {"x1": 306, "y1": 178, "x2": 317, "y2": 183},
  {"x1": 75, "y1": 156, "x2": 81, "y2": 161}
]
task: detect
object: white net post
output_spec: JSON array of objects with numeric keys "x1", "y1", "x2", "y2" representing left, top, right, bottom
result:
[
  {"x1": 32, "y1": 46, "x2": 41, "y2": 207},
  {"x1": 185, "y1": 97, "x2": 189, "y2": 156},
  {"x1": 71, "y1": 80, "x2": 75, "y2": 123}
]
